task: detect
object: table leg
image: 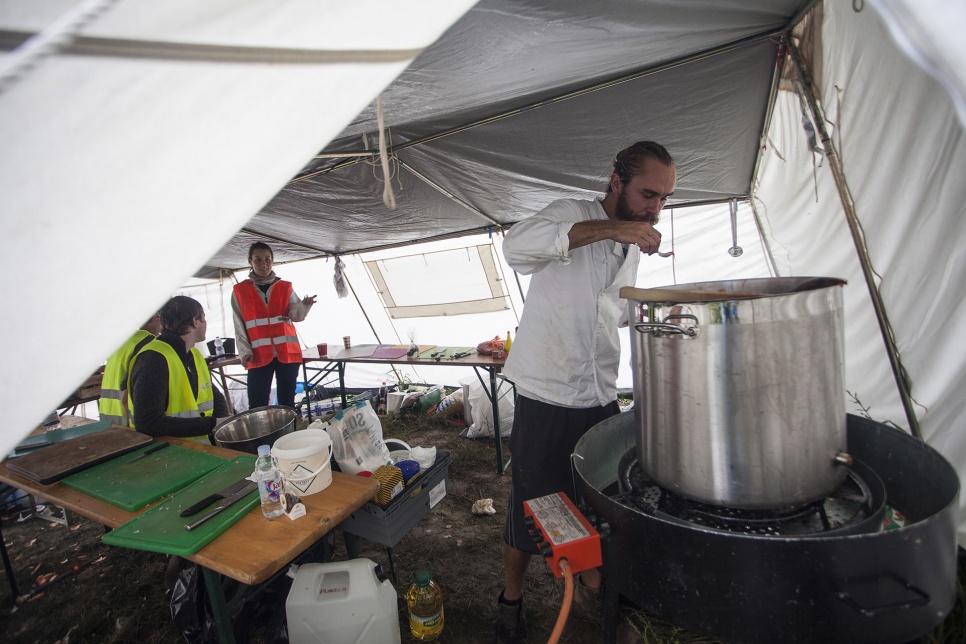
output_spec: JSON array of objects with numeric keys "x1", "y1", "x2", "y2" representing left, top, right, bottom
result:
[
  {"x1": 202, "y1": 566, "x2": 236, "y2": 644},
  {"x1": 338, "y1": 363, "x2": 348, "y2": 409},
  {"x1": 302, "y1": 361, "x2": 312, "y2": 422},
  {"x1": 489, "y1": 368, "x2": 505, "y2": 475},
  {"x1": 215, "y1": 367, "x2": 235, "y2": 415},
  {"x1": 0, "y1": 520, "x2": 19, "y2": 599}
]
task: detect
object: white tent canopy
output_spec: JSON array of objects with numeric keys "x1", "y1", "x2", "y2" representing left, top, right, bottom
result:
[{"x1": 3, "y1": 0, "x2": 966, "y2": 541}]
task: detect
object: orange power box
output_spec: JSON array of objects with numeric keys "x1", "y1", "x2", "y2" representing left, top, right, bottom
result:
[{"x1": 523, "y1": 491, "x2": 602, "y2": 578}]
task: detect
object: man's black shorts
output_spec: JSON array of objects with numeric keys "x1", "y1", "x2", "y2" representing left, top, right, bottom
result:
[{"x1": 503, "y1": 395, "x2": 620, "y2": 553}]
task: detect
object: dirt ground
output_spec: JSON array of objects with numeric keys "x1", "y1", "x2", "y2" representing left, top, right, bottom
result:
[
  {"x1": 0, "y1": 412, "x2": 605, "y2": 644},
  {"x1": 2, "y1": 410, "x2": 964, "y2": 644}
]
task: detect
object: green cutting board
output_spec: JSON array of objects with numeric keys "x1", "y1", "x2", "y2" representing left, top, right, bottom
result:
[
  {"x1": 102, "y1": 456, "x2": 258, "y2": 556},
  {"x1": 62, "y1": 444, "x2": 227, "y2": 511}
]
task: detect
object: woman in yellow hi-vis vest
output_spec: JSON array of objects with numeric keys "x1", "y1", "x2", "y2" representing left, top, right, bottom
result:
[
  {"x1": 129, "y1": 296, "x2": 229, "y2": 442},
  {"x1": 232, "y1": 242, "x2": 316, "y2": 410}
]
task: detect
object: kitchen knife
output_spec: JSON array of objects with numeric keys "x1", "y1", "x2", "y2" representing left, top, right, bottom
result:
[
  {"x1": 184, "y1": 481, "x2": 258, "y2": 531},
  {"x1": 125, "y1": 441, "x2": 170, "y2": 463},
  {"x1": 180, "y1": 477, "x2": 254, "y2": 517}
]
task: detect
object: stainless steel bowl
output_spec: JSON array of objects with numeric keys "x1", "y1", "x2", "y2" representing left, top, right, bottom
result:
[{"x1": 213, "y1": 405, "x2": 296, "y2": 454}]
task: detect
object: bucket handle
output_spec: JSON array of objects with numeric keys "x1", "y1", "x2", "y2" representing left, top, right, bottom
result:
[
  {"x1": 634, "y1": 313, "x2": 700, "y2": 338},
  {"x1": 384, "y1": 438, "x2": 411, "y2": 455},
  {"x1": 272, "y1": 443, "x2": 333, "y2": 483}
]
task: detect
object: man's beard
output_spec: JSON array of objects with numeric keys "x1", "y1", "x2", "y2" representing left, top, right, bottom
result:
[{"x1": 614, "y1": 188, "x2": 658, "y2": 225}]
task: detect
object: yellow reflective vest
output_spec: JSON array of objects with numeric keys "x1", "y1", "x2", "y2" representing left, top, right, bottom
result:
[
  {"x1": 98, "y1": 329, "x2": 155, "y2": 427},
  {"x1": 129, "y1": 340, "x2": 214, "y2": 441}
]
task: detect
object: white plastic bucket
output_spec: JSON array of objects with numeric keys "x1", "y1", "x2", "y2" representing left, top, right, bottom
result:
[{"x1": 271, "y1": 429, "x2": 333, "y2": 496}]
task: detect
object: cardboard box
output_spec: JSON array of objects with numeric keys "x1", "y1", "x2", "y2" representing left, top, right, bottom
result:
[{"x1": 337, "y1": 450, "x2": 450, "y2": 547}]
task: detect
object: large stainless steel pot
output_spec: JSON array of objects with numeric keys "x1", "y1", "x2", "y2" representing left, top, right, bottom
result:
[{"x1": 622, "y1": 276, "x2": 848, "y2": 508}]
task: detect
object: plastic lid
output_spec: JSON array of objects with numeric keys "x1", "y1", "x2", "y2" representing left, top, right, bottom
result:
[
  {"x1": 415, "y1": 571, "x2": 431, "y2": 587},
  {"x1": 257, "y1": 445, "x2": 271, "y2": 456}
]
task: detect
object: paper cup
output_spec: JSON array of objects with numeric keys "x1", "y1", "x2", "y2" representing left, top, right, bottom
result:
[
  {"x1": 343, "y1": 336, "x2": 351, "y2": 348},
  {"x1": 317, "y1": 342, "x2": 327, "y2": 356}
]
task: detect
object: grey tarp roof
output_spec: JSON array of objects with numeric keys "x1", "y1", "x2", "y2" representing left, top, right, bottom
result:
[{"x1": 199, "y1": 0, "x2": 810, "y2": 275}]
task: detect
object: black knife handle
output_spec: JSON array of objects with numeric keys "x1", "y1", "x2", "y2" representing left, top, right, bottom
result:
[{"x1": 179, "y1": 494, "x2": 220, "y2": 517}]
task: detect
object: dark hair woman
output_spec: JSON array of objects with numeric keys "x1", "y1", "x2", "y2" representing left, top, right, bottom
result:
[{"x1": 231, "y1": 242, "x2": 316, "y2": 409}]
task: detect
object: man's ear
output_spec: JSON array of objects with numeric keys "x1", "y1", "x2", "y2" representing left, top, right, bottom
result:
[{"x1": 609, "y1": 172, "x2": 623, "y2": 192}]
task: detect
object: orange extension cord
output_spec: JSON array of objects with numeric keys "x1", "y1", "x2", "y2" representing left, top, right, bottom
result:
[{"x1": 547, "y1": 559, "x2": 574, "y2": 644}]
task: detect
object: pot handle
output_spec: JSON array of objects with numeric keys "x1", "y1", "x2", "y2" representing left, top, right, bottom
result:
[
  {"x1": 837, "y1": 572, "x2": 930, "y2": 616},
  {"x1": 634, "y1": 314, "x2": 700, "y2": 337}
]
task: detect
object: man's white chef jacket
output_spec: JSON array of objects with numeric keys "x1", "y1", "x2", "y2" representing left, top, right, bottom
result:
[{"x1": 501, "y1": 198, "x2": 640, "y2": 408}]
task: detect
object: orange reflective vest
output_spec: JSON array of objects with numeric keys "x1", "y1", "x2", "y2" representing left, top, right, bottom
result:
[{"x1": 233, "y1": 280, "x2": 302, "y2": 368}]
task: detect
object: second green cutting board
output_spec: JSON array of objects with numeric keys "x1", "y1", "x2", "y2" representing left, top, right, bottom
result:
[{"x1": 61, "y1": 443, "x2": 226, "y2": 511}]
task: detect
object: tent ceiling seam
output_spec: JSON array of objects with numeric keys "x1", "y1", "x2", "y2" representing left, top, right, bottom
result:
[
  {"x1": 292, "y1": 28, "x2": 786, "y2": 183},
  {"x1": 395, "y1": 155, "x2": 504, "y2": 229},
  {"x1": 0, "y1": 29, "x2": 423, "y2": 64}
]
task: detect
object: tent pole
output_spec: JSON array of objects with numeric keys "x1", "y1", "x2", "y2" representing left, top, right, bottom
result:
[
  {"x1": 786, "y1": 38, "x2": 922, "y2": 439},
  {"x1": 344, "y1": 261, "x2": 385, "y2": 345},
  {"x1": 748, "y1": 199, "x2": 781, "y2": 278}
]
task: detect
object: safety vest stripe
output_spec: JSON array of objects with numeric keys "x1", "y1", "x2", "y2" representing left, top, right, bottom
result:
[
  {"x1": 268, "y1": 316, "x2": 289, "y2": 324},
  {"x1": 251, "y1": 337, "x2": 275, "y2": 348},
  {"x1": 245, "y1": 317, "x2": 271, "y2": 329},
  {"x1": 197, "y1": 400, "x2": 214, "y2": 412},
  {"x1": 169, "y1": 410, "x2": 202, "y2": 418},
  {"x1": 273, "y1": 335, "x2": 299, "y2": 345},
  {"x1": 102, "y1": 414, "x2": 126, "y2": 426},
  {"x1": 100, "y1": 389, "x2": 123, "y2": 400}
]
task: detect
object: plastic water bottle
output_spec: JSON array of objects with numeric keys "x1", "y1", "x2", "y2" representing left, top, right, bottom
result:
[
  {"x1": 214, "y1": 336, "x2": 225, "y2": 356},
  {"x1": 255, "y1": 445, "x2": 284, "y2": 519},
  {"x1": 406, "y1": 566, "x2": 444, "y2": 641}
]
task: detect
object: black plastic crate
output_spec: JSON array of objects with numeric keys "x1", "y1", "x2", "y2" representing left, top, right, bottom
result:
[{"x1": 337, "y1": 450, "x2": 450, "y2": 547}]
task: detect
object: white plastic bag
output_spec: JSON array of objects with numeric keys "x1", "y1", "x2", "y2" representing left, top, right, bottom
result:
[
  {"x1": 321, "y1": 400, "x2": 392, "y2": 474},
  {"x1": 466, "y1": 377, "x2": 515, "y2": 439}
]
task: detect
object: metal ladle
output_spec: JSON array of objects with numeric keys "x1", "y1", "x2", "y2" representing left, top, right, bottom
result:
[{"x1": 728, "y1": 198, "x2": 743, "y2": 257}]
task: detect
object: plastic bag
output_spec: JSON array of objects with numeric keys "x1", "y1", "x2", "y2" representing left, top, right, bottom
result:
[
  {"x1": 466, "y1": 378, "x2": 515, "y2": 439},
  {"x1": 322, "y1": 400, "x2": 392, "y2": 474},
  {"x1": 170, "y1": 564, "x2": 217, "y2": 644},
  {"x1": 476, "y1": 335, "x2": 505, "y2": 355}
]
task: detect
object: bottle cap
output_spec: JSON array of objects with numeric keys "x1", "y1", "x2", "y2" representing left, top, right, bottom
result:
[
  {"x1": 415, "y1": 570, "x2": 431, "y2": 587},
  {"x1": 257, "y1": 444, "x2": 271, "y2": 456}
]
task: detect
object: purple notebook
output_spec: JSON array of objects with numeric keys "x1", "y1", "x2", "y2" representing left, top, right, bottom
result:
[{"x1": 371, "y1": 346, "x2": 410, "y2": 359}]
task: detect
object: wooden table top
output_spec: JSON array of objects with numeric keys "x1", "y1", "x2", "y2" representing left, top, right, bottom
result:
[{"x1": 0, "y1": 436, "x2": 378, "y2": 586}]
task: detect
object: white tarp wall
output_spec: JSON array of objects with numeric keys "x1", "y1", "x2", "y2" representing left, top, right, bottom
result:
[
  {"x1": 0, "y1": 0, "x2": 475, "y2": 456},
  {"x1": 756, "y1": 1, "x2": 966, "y2": 542}
]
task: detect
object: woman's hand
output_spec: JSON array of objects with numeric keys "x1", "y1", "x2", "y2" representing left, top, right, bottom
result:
[
  {"x1": 302, "y1": 294, "x2": 317, "y2": 306},
  {"x1": 240, "y1": 354, "x2": 254, "y2": 367}
]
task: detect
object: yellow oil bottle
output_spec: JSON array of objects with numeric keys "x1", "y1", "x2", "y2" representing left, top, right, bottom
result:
[
  {"x1": 406, "y1": 568, "x2": 444, "y2": 641},
  {"x1": 505, "y1": 330, "x2": 513, "y2": 354}
]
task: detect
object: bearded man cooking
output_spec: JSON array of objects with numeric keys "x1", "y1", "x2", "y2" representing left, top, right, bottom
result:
[{"x1": 496, "y1": 141, "x2": 676, "y2": 643}]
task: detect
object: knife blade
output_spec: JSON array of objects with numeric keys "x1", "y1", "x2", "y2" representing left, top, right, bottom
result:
[
  {"x1": 126, "y1": 441, "x2": 170, "y2": 463},
  {"x1": 180, "y1": 477, "x2": 254, "y2": 517},
  {"x1": 184, "y1": 481, "x2": 258, "y2": 531}
]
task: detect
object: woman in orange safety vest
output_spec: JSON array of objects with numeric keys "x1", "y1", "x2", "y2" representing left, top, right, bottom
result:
[{"x1": 232, "y1": 242, "x2": 316, "y2": 409}]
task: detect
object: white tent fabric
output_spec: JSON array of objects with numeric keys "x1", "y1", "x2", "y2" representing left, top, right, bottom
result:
[
  {"x1": 3, "y1": 0, "x2": 966, "y2": 542},
  {"x1": 756, "y1": 0, "x2": 966, "y2": 542},
  {"x1": 0, "y1": 0, "x2": 475, "y2": 453}
]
